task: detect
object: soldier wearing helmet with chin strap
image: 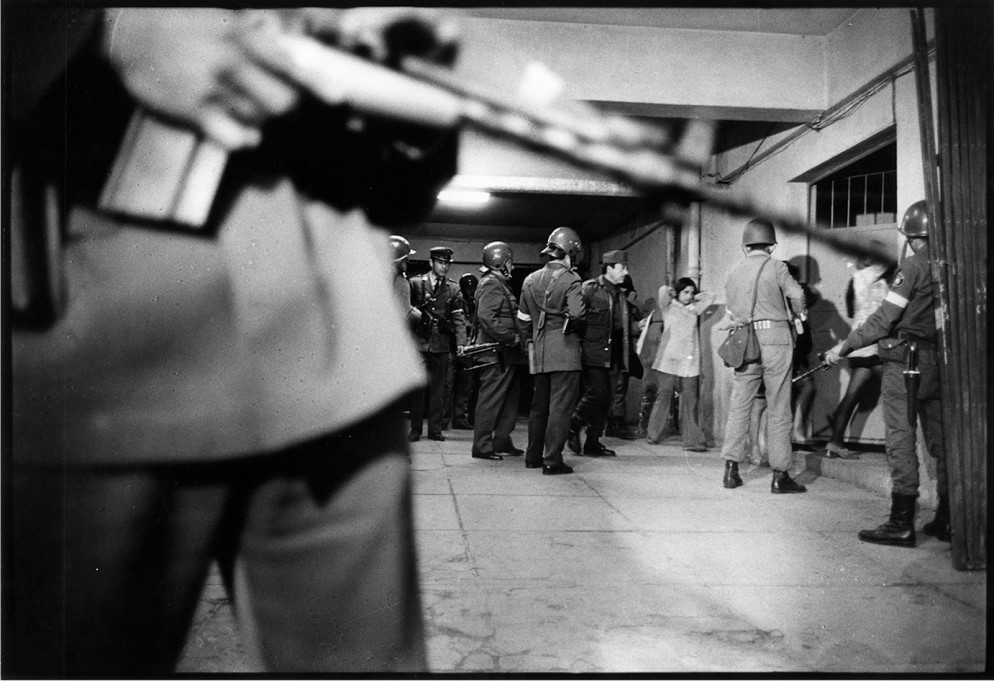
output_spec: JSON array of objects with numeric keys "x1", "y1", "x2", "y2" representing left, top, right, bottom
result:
[
  {"x1": 516, "y1": 227, "x2": 586, "y2": 475},
  {"x1": 720, "y1": 218, "x2": 809, "y2": 494},
  {"x1": 470, "y1": 242, "x2": 526, "y2": 460},
  {"x1": 824, "y1": 201, "x2": 949, "y2": 547}
]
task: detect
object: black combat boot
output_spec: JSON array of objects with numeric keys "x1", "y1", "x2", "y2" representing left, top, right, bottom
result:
[
  {"x1": 567, "y1": 418, "x2": 582, "y2": 455},
  {"x1": 582, "y1": 438, "x2": 616, "y2": 457},
  {"x1": 858, "y1": 493, "x2": 917, "y2": 547},
  {"x1": 770, "y1": 470, "x2": 807, "y2": 494},
  {"x1": 723, "y1": 460, "x2": 742, "y2": 489},
  {"x1": 922, "y1": 493, "x2": 951, "y2": 542}
]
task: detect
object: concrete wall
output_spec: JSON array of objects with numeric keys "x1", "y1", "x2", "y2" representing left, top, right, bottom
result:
[
  {"x1": 454, "y1": 17, "x2": 828, "y2": 117},
  {"x1": 687, "y1": 9, "x2": 938, "y2": 494}
]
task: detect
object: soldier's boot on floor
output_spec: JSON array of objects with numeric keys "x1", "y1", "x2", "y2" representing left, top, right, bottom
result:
[
  {"x1": 770, "y1": 469, "x2": 807, "y2": 494},
  {"x1": 582, "y1": 437, "x2": 616, "y2": 457},
  {"x1": 859, "y1": 493, "x2": 917, "y2": 547},
  {"x1": 921, "y1": 493, "x2": 951, "y2": 542},
  {"x1": 723, "y1": 460, "x2": 742, "y2": 489}
]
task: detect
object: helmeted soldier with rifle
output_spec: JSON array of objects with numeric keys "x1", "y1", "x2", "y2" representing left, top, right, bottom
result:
[{"x1": 825, "y1": 201, "x2": 950, "y2": 547}]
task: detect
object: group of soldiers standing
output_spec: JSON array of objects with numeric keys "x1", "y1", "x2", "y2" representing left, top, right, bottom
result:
[
  {"x1": 389, "y1": 202, "x2": 950, "y2": 548},
  {"x1": 389, "y1": 227, "x2": 647, "y2": 475}
]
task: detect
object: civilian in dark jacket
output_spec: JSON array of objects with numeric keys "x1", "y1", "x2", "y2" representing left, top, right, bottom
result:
[{"x1": 569, "y1": 250, "x2": 644, "y2": 457}]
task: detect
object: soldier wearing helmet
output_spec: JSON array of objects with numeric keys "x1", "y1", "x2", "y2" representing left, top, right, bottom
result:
[
  {"x1": 825, "y1": 200, "x2": 949, "y2": 547},
  {"x1": 517, "y1": 227, "x2": 586, "y2": 475},
  {"x1": 408, "y1": 246, "x2": 467, "y2": 442},
  {"x1": 470, "y1": 242, "x2": 526, "y2": 460},
  {"x1": 720, "y1": 218, "x2": 809, "y2": 494},
  {"x1": 388, "y1": 235, "x2": 424, "y2": 334}
]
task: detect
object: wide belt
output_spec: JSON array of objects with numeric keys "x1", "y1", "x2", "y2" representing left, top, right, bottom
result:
[
  {"x1": 752, "y1": 319, "x2": 789, "y2": 330},
  {"x1": 897, "y1": 331, "x2": 936, "y2": 351}
]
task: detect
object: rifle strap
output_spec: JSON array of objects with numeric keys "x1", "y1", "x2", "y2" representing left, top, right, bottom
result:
[
  {"x1": 537, "y1": 267, "x2": 569, "y2": 330},
  {"x1": 745, "y1": 257, "x2": 769, "y2": 325}
]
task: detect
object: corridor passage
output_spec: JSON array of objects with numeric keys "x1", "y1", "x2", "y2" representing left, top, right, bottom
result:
[{"x1": 179, "y1": 427, "x2": 986, "y2": 674}]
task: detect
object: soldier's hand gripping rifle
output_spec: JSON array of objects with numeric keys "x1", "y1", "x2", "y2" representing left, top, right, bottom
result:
[{"x1": 792, "y1": 352, "x2": 830, "y2": 384}]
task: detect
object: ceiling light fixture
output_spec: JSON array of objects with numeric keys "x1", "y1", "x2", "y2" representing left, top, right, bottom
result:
[{"x1": 437, "y1": 189, "x2": 491, "y2": 206}]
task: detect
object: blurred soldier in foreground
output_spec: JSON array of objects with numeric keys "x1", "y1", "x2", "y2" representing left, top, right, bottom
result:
[
  {"x1": 517, "y1": 227, "x2": 586, "y2": 475},
  {"x1": 471, "y1": 242, "x2": 526, "y2": 460},
  {"x1": 408, "y1": 246, "x2": 467, "y2": 441},
  {"x1": 7, "y1": 7, "x2": 460, "y2": 675},
  {"x1": 825, "y1": 201, "x2": 949, "y2": 547}
]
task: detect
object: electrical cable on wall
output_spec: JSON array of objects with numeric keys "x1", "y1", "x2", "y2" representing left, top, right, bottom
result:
[{"x1": 710, "y1": 48, "x2": 931, "y2": 185}]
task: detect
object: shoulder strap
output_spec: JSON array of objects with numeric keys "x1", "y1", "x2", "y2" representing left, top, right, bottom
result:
[
  {"x1": 540, "y1": 267, "x2": 569, "y2": 313},
  {"x1": 747, "y1": 258, "x2": 770, "y2": 321}
]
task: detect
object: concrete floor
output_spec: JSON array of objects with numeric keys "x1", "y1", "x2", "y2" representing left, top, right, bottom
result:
[{"x1": 178, "y1": 425, "x2": 986, "y2": 674}]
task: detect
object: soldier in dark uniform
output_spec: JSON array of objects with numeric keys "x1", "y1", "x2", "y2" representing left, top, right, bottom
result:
[
  {"x1": 471, "y1": 243, "x2": 526, "y2": 460},
  {"x1": 408, "y1": 246, "x2": 467, "y2": 441},
  {"x1": 450, "y1": 273, "x2": 480, "y2": 430},
  {"x1": 568, "y1": 250, "x2": 644, "y2": 457},
  {"x1": 825, "y1": 201, "x2": 949, "y2": 547},
  {"x1": 517, "y1": 227, "x2": 586, "y2": 475}
]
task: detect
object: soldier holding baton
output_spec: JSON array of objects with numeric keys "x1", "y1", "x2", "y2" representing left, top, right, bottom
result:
[{"x1": 824, "y1": 201, "x2": 949, "y2": 547}]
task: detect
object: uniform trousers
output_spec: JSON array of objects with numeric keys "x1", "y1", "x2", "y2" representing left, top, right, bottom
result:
[
  {"x1": 646, "y1": 371, "x2": 706, "y2": 449},
  {"x1": 451, "y1": 363, "x2": 479, "y2": 424},
  {"x1": 610, "y1": 368, "x2": 629, "y2": 421},
  {"x1": 472, "y1": 362, "x2": 521, "y2": 454},
  {"x1": 881, "y1": 352, "x2": 947, "y2": 497},
  {"x1": 7, "y1": 405, "x2": 425, "y2": 677},
  {"x1": 721, "y1": 327, "x2": 794, "y2": 472},
  {"x1": 573, "y1": 365, "x2": 613, "y2": 439},
  {"x1": 410, "y1": 351, "x2": 449, "y2": 436},
  {"x1": 526, "y1": 371, "x2": 581, "y2": 467}
]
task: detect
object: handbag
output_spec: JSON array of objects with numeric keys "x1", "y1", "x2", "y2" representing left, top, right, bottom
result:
[{"x1": 718, "y1": 258, "x2": 769, "y2": 369}]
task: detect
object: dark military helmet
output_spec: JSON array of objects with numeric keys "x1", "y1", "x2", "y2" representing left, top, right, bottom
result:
[
  {"x1": 459, "y1": 273, "x2": 478, "y2": 298},
  {"x1": 482, "y1": 241, "x2": 513, "y2": 270},
  {"x1": 742, "y1": 218, "x2": 777, "y2": 247},
  {"x1": 899, "y1": 200, "x2": 930, "y2": 238},
  {"x1": 429, "y1": 246, "x2": 454, "y2": 263},
  {"x1": 540, "y1": 226, "x2": 582, "y2": 260},
  {"x1": 388, "y1": 235, "x2": 415, "y2": 262}
]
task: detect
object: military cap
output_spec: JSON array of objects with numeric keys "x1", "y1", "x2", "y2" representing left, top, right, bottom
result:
[
  {"x1": 429, "y1": 246, "x2": 454, "y2": 262},
  {"x1": 601, "y1": 250, "x2": 628, "y2": 265}
]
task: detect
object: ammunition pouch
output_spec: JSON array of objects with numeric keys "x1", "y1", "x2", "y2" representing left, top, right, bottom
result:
[{"x1": 877, "y1": 338, "x2": 908, "y2": 363}]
